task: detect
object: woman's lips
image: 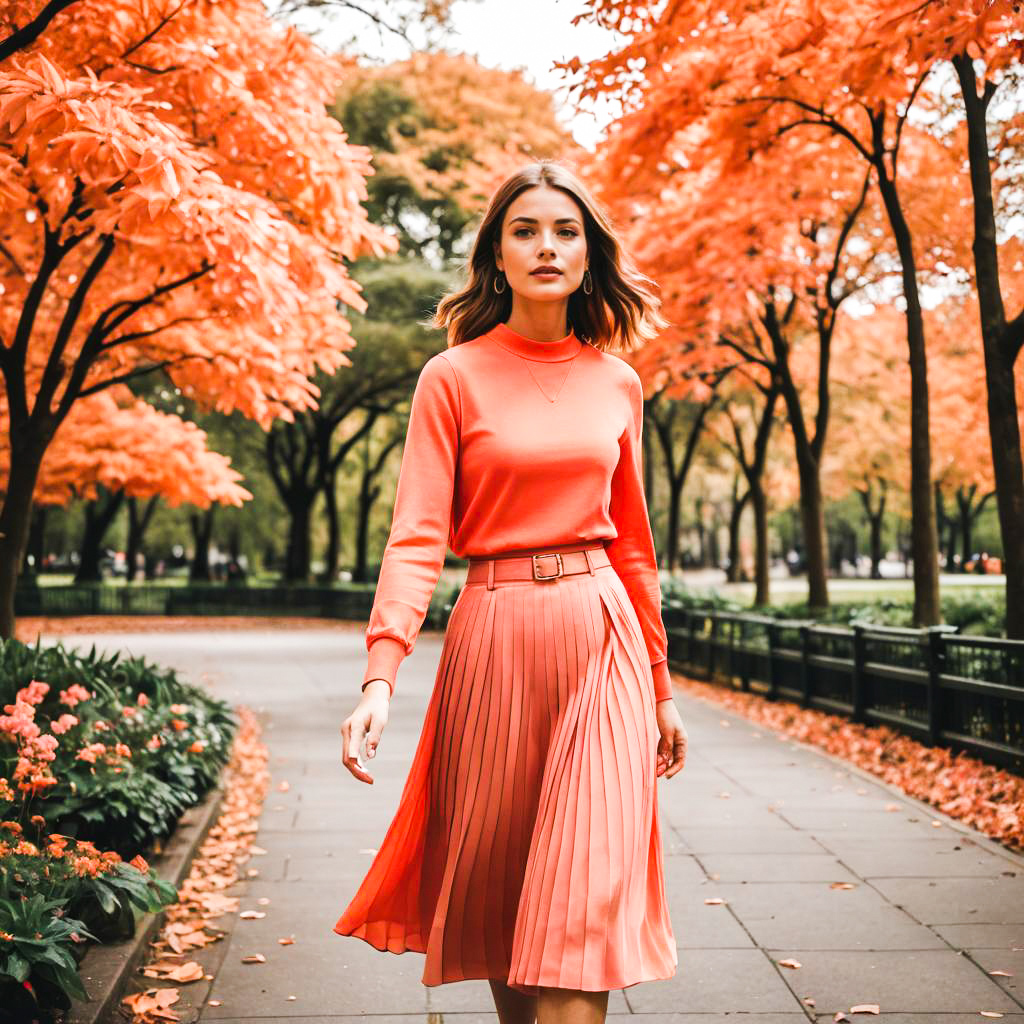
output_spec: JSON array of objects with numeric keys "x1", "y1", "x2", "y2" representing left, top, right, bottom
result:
[{"x1": 530, "y1": 270, "x2": 563, "y2": 278}]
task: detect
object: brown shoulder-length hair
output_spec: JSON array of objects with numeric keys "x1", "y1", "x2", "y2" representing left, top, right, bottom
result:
[{"x1": 429, "y1": 160, "x2": 668, "y2": 352}]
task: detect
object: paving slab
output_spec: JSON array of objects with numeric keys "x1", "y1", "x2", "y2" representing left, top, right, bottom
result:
[
  {"x1": 764, "y1": 948, "x2": 1023, "y2": 1015},
  {"x1": 621, "y1": 948, "x2": 804, "y2": 1013},
  {"x1": 51, "y1": 626, "x2": 1024, "y2": 1021},
  {"x1": 869, "y1": 875, "x2": 1024, "y2": 926}
]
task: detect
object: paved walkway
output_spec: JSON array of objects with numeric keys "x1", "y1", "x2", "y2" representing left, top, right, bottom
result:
[{"x1": 54, "y1": 626, "x2": 1024, "y2": 1023}]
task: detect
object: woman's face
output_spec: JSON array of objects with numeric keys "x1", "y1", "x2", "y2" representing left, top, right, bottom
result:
[{"x1": 493, "y1": 184, "x2": 588, "y2": 303}]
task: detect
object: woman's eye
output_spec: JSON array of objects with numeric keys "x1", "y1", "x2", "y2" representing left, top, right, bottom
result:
[{"x1": 513, "y1": 228, "x2": 578, "y2": 238}]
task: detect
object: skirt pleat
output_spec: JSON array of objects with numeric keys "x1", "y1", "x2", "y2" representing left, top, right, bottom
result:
[{"x1": 334, "y1": 561, "x2": 677, "y2": 993}]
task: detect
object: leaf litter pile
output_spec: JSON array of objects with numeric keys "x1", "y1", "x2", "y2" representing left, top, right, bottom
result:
[
  {"x1": 118, "y1": 703, "x2": 271, "y2": 1022},
  {"x1": 673, "y1": 674, "x2": 1024, "y2": 854}
]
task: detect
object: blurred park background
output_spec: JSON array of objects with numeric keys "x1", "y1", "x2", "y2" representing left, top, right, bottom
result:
[{"x1": 1, "y1": 0, "x2": 1022, "y2": 640}]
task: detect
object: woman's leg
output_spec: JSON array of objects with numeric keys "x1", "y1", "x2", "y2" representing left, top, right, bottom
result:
[
  {"x1": 537, "y1": 986, "x2": 609, "y2": 1024},
  {"x1": 488, "y1": 979, "x2": 538, "y2": 1024}
]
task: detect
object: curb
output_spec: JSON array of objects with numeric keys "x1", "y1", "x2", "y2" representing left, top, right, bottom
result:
[
  {"x1": 62, "y1": 776, "x2": 227, "y2": 1024},
  {"x1": 668, "y1": 669, "x2": 1024, "y2": 872}
]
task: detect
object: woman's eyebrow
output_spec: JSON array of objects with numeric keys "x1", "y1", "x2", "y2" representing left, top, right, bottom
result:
[{"x1": 509, "y1": 216, "x2": 582, "y2": 227}]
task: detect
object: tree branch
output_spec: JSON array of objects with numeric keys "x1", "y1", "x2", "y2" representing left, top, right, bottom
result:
[{"x1": 0, "y1": 0, "x2": 79, "y2": 62}]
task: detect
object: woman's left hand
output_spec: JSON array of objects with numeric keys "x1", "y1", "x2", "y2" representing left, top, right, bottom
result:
[{"x1": 655, "y1": 698, "x2": 688, "y2": 779}]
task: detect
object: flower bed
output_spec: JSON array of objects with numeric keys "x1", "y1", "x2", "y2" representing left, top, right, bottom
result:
[{"x1": 0, "y1": 638, "x2": 236, "y2": 1022}]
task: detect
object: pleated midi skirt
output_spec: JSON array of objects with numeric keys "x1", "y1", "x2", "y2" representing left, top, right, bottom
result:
[{"x1": 334, "y1": 553, "x2": 677, "y2": 993}]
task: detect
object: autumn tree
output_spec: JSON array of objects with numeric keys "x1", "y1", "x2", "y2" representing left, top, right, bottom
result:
[
  {"x1": 0, "y1": 0, "x2": 396, "y2": 634},
  {"x1": 564, "y1": 0, "x2": 994, "y2": 627},
  {"x1": 569, "y1": 0, "x2": 1024, "y2": 634}
]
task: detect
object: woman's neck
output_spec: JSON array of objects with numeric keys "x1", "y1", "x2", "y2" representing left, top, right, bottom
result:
[{"x1": 503, "y1": 298, "x2": 570, "y2": 341}]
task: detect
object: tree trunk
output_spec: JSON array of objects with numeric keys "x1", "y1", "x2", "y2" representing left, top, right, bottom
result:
[
  {"x1": 857, "y1": 479, "x2": 887, "y2": 580},
  {"x1": 283, "y1": 495, "x2": 314, "y2": 582},
  {"x1": 666, "y1": 476, "x2": 685, "y2": 572},
  {"x1": 726, "y1": 479, "x2": 750, "y2": 584},
  {"x1": 750, "y1": 483, "x2": 770, "y2": 607},
  {"x1": 75, "y1": 489, "x2": 125, "y2": 583},
  {"x1": 126, "y1": 495, "x2": 159, "y2": 583},
  {"x1": 796, "y1": 456, "x2": 829, "y2": 607},
  {"x1": 874, "y1": 156, "x2": 941, "y2": 625},
  {"x1": 0, "y1": 427, "x2": 57, "y2": 637},
  {"x1": 23, "y1": 504, "x2": 48, "y2": 579},
  {"x1": 319, "y1": 469, "x2": 341, "y2": 584},
  {"x1": 189, "y1": 506, "x2": 216, "y2": 582},
  {"x1": 953, "y1": 54, "x2": 1024, "y2": 637}
]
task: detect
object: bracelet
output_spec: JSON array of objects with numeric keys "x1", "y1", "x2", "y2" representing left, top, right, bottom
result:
[{"x1": 362, "y1": 678, "x2": 394, "y2": 699}]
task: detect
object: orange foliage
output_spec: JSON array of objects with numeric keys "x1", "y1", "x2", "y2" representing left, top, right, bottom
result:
[
  {"x1": 19, "y1": 386, "x2": 252, "y2": 509},
  {"x1": 334, "y1": 50, "x2": 578, "y2": 212},
  {"x1": 0, "y1": 0, "x2": 397, "y2": 428}
]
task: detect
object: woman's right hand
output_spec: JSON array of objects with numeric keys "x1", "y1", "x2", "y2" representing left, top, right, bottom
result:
[{"x1": 341, "y1": 679, "x2": 391, "y2": 784}]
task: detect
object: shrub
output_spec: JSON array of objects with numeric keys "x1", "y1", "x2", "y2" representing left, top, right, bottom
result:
[{"x1": 0, "y1": 638, "x2": 236, "y2": 1019}]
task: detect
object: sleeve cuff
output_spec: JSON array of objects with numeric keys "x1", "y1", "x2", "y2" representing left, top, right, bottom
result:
[
  {"x1": 362, "y1": 636, "x2": 407, "y2": 697},
  {"x1": 651, "y1": 658, "x2": 674, "y2": 702}
]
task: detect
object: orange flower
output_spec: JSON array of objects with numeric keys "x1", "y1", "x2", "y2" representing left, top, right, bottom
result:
[
  {"x1": 136, "y1": 692, "x2": 150, "y2": 707},
  {"x1": 188, "y1": 740, "x2": 205, "y2": 753},
  {"x1": 76, "y1": 742, "x2": 107, "y2": 764},
  {"x1": 114, "y1": 742, "x2": 132, "y2": 758},
  {"x1": 169, "y1": 703, "x2": 188, "y2": 714},
  {"x1": 59, "y1": 684, "x2": 93, "y2": 708},
  {"x1": 170, "y1": 719, "x2": 188, "y2": 732},
  {"x1": 129, "y1": 853, "x2": 149, "y2": 874},
  {"x1": 50, "y1": 713, "x2": 79, "y2": 735}
]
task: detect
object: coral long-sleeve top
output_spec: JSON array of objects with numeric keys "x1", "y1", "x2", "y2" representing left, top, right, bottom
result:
[{"x1": 362, "y1": 321, "x2": 674, "y2": 703}]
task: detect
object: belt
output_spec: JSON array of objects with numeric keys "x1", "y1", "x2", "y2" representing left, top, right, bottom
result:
[{"x1": 466, "y1": 544, "x2": 610, "y2": 586}]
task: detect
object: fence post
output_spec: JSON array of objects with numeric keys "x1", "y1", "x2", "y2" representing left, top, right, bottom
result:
[
  {"x1": 799, "y1": 624, "x2": 811, "y2": 707},
  {"x1": 925, "y1": 627, "x2": 944, "y2": 746},
  {"x1": 767, "y1": 622, "x2": 779, "y2": 701},
  {"x1": 685, "y1": 610, "x2": 695, "y2": 672},
  {"x1": 708, "y1": 613, "x2": 718, "y2": 681},
  {"x1": 851, "y1": 624, "x2": 866, "y2": 724}
]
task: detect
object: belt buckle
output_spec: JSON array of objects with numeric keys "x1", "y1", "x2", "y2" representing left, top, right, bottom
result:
[{"x1": 532, "y1": 552, "x2": 563, "y2": 581}]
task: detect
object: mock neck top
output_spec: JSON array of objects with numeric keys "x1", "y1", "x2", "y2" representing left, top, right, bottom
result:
[
  {"x1": 361, "y1": 322, "x2": 673, "y2": 703},
  {"x1": 488, "y1": 321, "x2": 584, "y2": 361}
]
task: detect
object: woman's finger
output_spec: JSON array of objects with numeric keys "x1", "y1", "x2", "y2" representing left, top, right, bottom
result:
[
  {"x1": 342, "y1": 717, "x2": 373, "y2": 783},
  {"x1": 665, "y1": 731, "x2": 688, "y2": 778}
]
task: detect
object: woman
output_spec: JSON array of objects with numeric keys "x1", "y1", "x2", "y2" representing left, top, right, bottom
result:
[{"x1": 334, "y1": 160, "x2": 689, "y2": 1024}]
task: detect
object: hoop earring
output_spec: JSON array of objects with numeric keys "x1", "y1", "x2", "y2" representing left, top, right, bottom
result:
[
  {"x1": 582, "y1": 268, "x2": 593, "y2": 295},
  {"x1": 493, "y1": 272, "x2": 507, "y2": 294}
]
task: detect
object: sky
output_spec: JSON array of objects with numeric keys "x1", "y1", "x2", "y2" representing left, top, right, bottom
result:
[{"x1": 279, "y1": 0, "x2": 624, "y2": 151}]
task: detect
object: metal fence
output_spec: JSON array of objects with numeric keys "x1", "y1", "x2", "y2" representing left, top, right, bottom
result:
[
  {"x1": 16, "y1": 584, "x2": 1023, "y2": 773},
  {"x1": 663, "y1": 606, "x2": 1024, "y2": 774},
  {"x1": 15, "y1": 582, "x2": 378, "y2": 622}
]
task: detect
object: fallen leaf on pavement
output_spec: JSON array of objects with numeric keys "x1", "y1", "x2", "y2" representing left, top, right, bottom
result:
[
  {"x1": 241, "y1": 953, "x2": 267, "y2": 964},
  {"x1": 777, "y1": 958, "x2": 802, "y2": 969},
  {"x1": 850, "y1": 1004, "x2": 880, "y2": 1014},
  {"x1": 141, "y1": 961, "x2": 204, "y2": 983},
  {"x1": 121, "y1": 988, "x2": 181, "y2": 1015}
]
